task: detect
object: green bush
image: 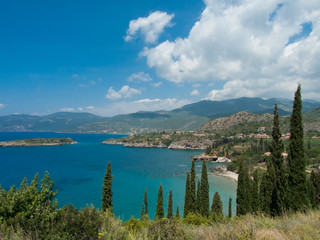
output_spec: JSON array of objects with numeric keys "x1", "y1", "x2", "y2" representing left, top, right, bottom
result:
[
  {"x1": 147, "y1": 219, "x2": 187, "y2": 240},
  {"x1": 182, "y1": 212, "x2": 209, "y2": 226}
]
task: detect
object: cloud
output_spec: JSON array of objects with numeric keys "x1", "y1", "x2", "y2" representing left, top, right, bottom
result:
[
  {"x1": 190, "y1": 89, "x2": 199, "y2": 96},
  {"x1": 106, "y1": 85, "x2": 141, "y2": 100},
  {"x1": 140, "y1": 0, "x2": 320, "y2": 101},
  {"x1": 128, "y1": 72, "x2": 152, "y2": 82},
  {"x1": 86, "y1": 106, "x2": 95, "y2": 109},
  {"x1": 93, "y1": 98, "x2": 190, "y2": 116},
  {"x1": 78, "y1": 107, "x2": 83, "y2": 111},
  {"x1": 0, "y1": 103, "x2": 5, "y2": 108},
  {"x1": 60, "y1": 107, "x2": 74, "y2": 112},
  {"x1": 151, "y1": 82, "x2": 162, "y2": 87},
  {"x1": 106, "y1": 87, "x2": 122, "y2": 100},
  {"x1": 125, "y1": 11, "x2": 174, "y2": 44}
]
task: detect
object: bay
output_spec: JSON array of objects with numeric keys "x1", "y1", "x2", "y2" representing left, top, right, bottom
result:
[{"x1": 0, "y1": 132, "x2": 237, "y2": 220}]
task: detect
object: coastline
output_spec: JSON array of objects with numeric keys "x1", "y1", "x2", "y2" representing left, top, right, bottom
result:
[
  {"x1": 209, "y1": 171, "x2": 238, "y2": 182},
  {"x1": 209, "y1": 165, "x2": 238, "y2": 181}
]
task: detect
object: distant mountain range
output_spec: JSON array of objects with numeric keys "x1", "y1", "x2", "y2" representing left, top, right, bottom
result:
[{"x1": 0, "y1": 97, "x2": 319, "y2": 134}]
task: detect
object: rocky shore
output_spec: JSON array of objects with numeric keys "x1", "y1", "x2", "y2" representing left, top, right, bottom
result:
[
  {"x1": 101, "y1": 139, "x2": 166, "y2": 148},
  {"x1": 0, "y1": 138, "x2": 77, "y2": 147},
  {"x1": 192, "y1": 153, "x2": 232, "y2": 163},
  {"x1": 209, "y1": 165, "x2": 238, "y2": 181},
  {"x1": 101, "y1": 138, "x2": 214, "y2": 150}
]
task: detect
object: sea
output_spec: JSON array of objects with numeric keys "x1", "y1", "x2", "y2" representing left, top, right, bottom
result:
[{"x1": 0, "y1": 132, "x2": 237, "y2": 220}]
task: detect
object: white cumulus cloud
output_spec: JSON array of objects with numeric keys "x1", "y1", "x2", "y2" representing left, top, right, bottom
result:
[
  {"x1": 140, "y1": 0, "x2": 320, "y2": 101},
  {"x1": 125, "y1": 11, "x2": 174, "y2": 44},
  {"x1": 92, "y1": 98, "x2": 190, "y2": 116},
  {"x1": 190, "y1": 89, "x2": 199, "y2": 96},
  {"x1": 106, "y1": 85, "x2": 141, "y2": 100},
  {"x1": 128, "y1": 72, "x2": 152, "y2": 82},
  {"x1": 0, "y1": 103, "x2": 4, "y2": 109},
  {"x1": 151, "y1": 82, "x2": 162, "y2": 87}
]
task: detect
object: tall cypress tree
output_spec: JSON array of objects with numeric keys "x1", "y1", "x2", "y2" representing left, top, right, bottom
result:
[
  {"x1": 190, "y1": 160, "x2": 197, "y2": 213},
  {"x1": 211, "y1": 192, "x2": 223, "y2": 217},
  {"x1": 236, "y1": 161, "x2": 252, "y2": 216},
  {"x1": 260, "y1": 159, "x2": 276, "y2": 214},
  {"x1": 287, "y1": 85, "x2": 308, "y2": 212},
  {"x1": 144, "y1": 188, "x2": 148, "y2": 217},
  {"x1": 308, "y1": 177, "x2": 317, "y2": 209},
  {"x1": 310, "y1": 170, "x2": 320, "y2": 205},
  {"x1": 141, "y1": 203, "x2": 145, "y2": 219},
  {"x1": 155, "y1": 184, "x2": 164, "y2": 219},
  {"x1": 183, "y1": 172, "x2": 191, "y2": 218},
  {"x1": 141, "y1": 188, "x2": 148, "y2": 218},
  {"x1": 176, "y1": 206, "x2": 180, "y2": 219},
  {"x1": 196, "y1": 180, "x2": 201, "y2": 214},
  {"x1": 269, "y1": 104, "x2": 286, "y2": 215},
  {"x1": 200, "y1": 160, "x2": 210, "y2": 217},
  {"x1": 228, "y1": 197, "x2": 232, "y2": 218},
  {"x1": 251, "y1": 169, "x2": 260, "y2": 213},
  {"x1": 101, "y1": 162, "x2": 113, "y2": 212},
  {"x1": 167, "y1": 190, "x2": 173, "y2": 219}
]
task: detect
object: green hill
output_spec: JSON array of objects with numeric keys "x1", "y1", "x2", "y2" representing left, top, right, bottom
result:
[{"x1": 0, "y1": 98, "x2": 319, "y2": 133}]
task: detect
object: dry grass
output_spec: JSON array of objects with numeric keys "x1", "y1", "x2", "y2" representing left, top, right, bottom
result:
[{"x1": 181, "y1": 210, "x2": 320, "y2": 240}]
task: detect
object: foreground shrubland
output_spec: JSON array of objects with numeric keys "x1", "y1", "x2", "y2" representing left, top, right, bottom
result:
[{"x1": 1, "y1": 207, "x2": 320, "y2": 240}]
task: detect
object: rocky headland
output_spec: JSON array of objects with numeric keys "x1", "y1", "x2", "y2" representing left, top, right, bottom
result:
[{"x1": 0, "y1": 138, "x2": 77, "y2": 147}]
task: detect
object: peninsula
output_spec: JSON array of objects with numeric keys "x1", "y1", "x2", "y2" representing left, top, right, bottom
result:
[{"x1": 0, "y1": 137, "x2": 77, "y2": 147}]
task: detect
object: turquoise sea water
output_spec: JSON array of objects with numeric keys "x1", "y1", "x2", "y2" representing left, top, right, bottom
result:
[{"x1": 0, "y1": 132, "x2": 237, "y2": 220}]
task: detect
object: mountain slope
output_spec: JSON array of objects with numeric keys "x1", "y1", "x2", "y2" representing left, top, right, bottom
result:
[
  {"x1": 0, "y1": 97, "x2": 319, "y2": 133},
  {"x1": 0, "y1": 112, "x2": 106, "y2": 132},
  {"x1": 172, "y1": 97, "x2": 319, "y2": 118}
]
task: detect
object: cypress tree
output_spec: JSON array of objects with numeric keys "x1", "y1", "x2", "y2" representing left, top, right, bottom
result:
[
  {"x1": 155, "y1": 184, "x2": 164, "y2": 219},
  {"x1": 176, "y1": 206, "x2": 180, "y2": 219},
  {"x1": 311, "y1": 170, "x2": 320, "y2": 205},
  {"x1": 200, "y1": 160, "x2": 210, "y2": 217},
  {"x1": 308, "y1": 177, "x2": 317, "y2": 208},
  {"x1": 211, "y1": 192, "x2": 223, "y2": 217},
  {"x1": 101, "y1": 162, "x2": 113, "y2": 212},
  {"x1": 196, "y1": 180, "x2": 201, "y2": 213},
  {"x1": 269, "y1": 104, "x2": 286, "y2": 215},
  {"x1": 251, "y1": 169, "x2": 260, "y2": 213},
  {"x1": 287, "y1": 85, "x2": 308, "y2": 212},
  {"x1": 167, "y1": 190, "x2": 173, "y2": 219},
  {"x1": 228, "y1": 197, "x2": 232, "y2": 218},
  {"x1": 183, "y1": 172, "x2": 191, "y2": 218},
  {"x1": 144, "y1": 188, "x2": 148, "y2": 216},
  {"x1": 236, "y1": 161, "x2": 252, "y2": 216},
  {"x1": 141, "y1": 202, "x2": 145, "y2": 219},
  {"x1": 190, "y1": 160, "x2": 196, "y2": 213},
  {"x1": 141, "y1": 188, "x2": 148, "y2": 218},
  {"x1": 260, "y1": 160, "x2": 276, "y2": 214}
]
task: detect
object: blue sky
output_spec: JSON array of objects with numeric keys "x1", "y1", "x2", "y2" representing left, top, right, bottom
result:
[{"x1": 0, "y1": 0, "x2": 319, "y2": 116}]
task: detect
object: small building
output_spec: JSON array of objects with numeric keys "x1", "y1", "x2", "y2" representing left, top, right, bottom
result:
[
  {"x1": 161, "y1": 134, "x2": 171, "y2": 139},
  {"x1": 255, "y1": 134, "x2": 270, "y2": 139},
  {"x1": 236, "y1": 133, "x2": 244, "y2": 138}
]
